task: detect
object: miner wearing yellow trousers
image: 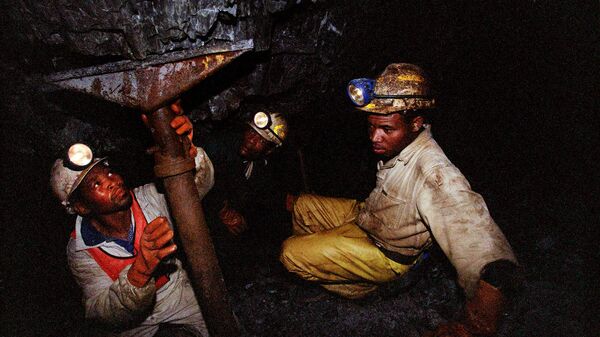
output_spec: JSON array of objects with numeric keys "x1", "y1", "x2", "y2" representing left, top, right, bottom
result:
[{"x1": 280, "y1": 63, "x2": 521, "y2": 337}]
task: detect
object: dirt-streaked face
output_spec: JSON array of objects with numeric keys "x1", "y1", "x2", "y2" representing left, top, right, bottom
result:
[
  {"x1": 76, "y1": 164, "x2": 132, "y2": 215},
  {"x1": 367, "y1": 113, "x2": 419, "y2": 158},
  {"x1": 239, "y1": 128, "x2": 275, "y2": 160}
]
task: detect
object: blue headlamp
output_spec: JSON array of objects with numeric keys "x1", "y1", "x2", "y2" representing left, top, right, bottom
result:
[
  {"x1": 347, "y1": 78, "x2": 431, "y2": 107},
  {"x1": 346, "y1": 78, "x2": 375, "y2": 107}
]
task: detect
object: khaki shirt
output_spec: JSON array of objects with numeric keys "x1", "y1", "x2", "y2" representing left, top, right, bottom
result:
[{"x1": 358, "y1": 126, "x2": 517, "y2": 296}]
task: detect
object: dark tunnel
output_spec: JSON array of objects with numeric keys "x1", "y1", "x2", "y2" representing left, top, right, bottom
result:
[{"x1": 1, "y1": 1, "x2": 598, "y2": 336}]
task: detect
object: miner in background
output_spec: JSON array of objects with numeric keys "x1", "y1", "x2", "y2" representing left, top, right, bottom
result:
[
  {"x1": 280, "y1": 63, "x2": 520, "y2": 337},
  {"x1": 200, "y1": 110, "x2": 300, "y2": 280},
  {"x1": 50, "y1": 104, "x2": 214, "y2": 337},
  {"x1": 200, "y1": 110, "x2": 298, "y2": 272},
  {"x1": 202, "y1": 111, "x2": 290, "y2": 236}
]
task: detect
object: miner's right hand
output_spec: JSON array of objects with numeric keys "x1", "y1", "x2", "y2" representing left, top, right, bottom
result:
[{"x1": 128, "y1": 216, "x2": 177, "y2": 288}]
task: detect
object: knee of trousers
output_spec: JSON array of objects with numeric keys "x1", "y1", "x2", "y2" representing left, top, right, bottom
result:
[
  {"x1": 293, "y1": 193, "x2": 322, "y2": 214},
  {"x1": 279, "y1": 236, "x2": 308, "y2": 274},
  {"x1": 295, "y1": 193, "x2": 312, "y2": 208}
]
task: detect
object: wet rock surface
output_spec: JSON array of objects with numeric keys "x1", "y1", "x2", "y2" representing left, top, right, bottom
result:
[{"x1": 13, "y1": 0, "x2": 304, "y2": 60}]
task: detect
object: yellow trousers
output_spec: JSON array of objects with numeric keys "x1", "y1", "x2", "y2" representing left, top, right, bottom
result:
[{"x1": 280, "y1": 194, "x2": 413, "y2": 299}]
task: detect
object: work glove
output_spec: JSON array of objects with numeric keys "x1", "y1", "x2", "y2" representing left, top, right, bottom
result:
[
  {"x1": 424, "y1": 280, "x2": 505, "y2": 337},
  {"x1": 168, "y1": 100, "x2": 197, "y2": 158},
  {"x1": 127, "y1": 216, "x2": 177, "y2": 288},
  {"x1": 219, "y1": 200, "x2": 248, "y2": 236},
  {"x1": 142, "y1": 100, "x2": 197, "y2": 158}
]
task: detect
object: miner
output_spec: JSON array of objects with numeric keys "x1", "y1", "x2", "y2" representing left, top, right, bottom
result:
[
  {"x1": 50, "y1": 104, "x2": 214, "y2": 337},
  {"x1": 202, "y1": 111, "x2": 290, "y2": 237},
  {"x1": 280, "y1": 63, "x2": 520, "y2": 337}
]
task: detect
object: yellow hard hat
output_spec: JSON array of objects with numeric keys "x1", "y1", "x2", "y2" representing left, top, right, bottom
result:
[{"x1": 348, "y1": 63, "x2": 436, "y2": 114}]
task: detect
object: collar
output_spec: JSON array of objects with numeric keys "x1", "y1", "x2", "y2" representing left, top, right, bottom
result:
[
  {"x1": 242, "y1": 158, "x2": 268, "y2": 166},
  {"x1": 80, "y1": 217, "x2": 106, "y2": 247},
  {"x1": 242, "y1": 158, "x2": 268, "y2": 179},
  {"x1": 378, "y1": 125, "x2": 432, "y2": 170},
  {"x1": 80, "y1": 215, "x2": 135, "y2": 252}
]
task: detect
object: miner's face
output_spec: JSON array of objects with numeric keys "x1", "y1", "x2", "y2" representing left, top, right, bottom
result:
[
  {"x1": 367, "y1": 113, "x2": 420, "y2": 157},
  {"x1": 239, "y1": 128, "x2": 275, "y2": 160},
  {"x1": 74, "y1": 164, "x2": 132, "y2": 215}
]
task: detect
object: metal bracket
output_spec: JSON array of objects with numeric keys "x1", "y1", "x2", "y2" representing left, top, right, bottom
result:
[{"x1": 45, "y1": 39, "x2": 254, "y2": 112}]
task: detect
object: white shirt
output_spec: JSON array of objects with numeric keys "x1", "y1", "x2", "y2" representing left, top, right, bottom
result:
[{"x1": 67, "y1": 147, "x2": 213, "y2": 336}]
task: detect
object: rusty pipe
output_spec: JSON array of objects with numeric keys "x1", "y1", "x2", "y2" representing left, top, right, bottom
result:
[{"x1": 147, "y1": 106, "x2": 240, "y2": 337}]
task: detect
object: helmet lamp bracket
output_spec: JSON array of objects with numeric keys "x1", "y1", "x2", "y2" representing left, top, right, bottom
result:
[
  {"x1": 252, "y1": 112, "x2": 284, "y2": 144},
  {"x1": 347, "y1": 78, "x2": 431, "y2": 107}
]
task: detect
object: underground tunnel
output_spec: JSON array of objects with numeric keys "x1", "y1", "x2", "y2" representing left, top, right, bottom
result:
[{"x1": 0, "y1": 1, "x2": 598, "y2": 336}]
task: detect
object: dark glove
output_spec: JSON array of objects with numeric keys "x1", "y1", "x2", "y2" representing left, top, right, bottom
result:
[{"x1": 424, "y1": 280, "x2": 505, "y2": 337}]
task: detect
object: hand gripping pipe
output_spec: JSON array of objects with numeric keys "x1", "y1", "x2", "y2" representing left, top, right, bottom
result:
[{"x1": 147, "y1": 106, "x2": 240, "y2": 337}]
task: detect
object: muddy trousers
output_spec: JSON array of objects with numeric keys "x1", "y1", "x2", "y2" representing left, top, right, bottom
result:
[{"x1": 280, "y1": 194, "x2": 413, "y2": 299}]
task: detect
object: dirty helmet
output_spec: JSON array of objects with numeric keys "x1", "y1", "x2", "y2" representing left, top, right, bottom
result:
[
  {"x1": 249, "y1": 111, "x2": 288, "y2": 147},
  {"x1": 50, "y1": 143, "x2": 107, "y2": 214},
  {"x1": 347, "y1": 63, "x2": 436, "y2": 114}
]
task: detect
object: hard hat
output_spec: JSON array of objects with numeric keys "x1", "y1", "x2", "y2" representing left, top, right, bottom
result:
[
  {"x1": 49, "y1": 143, "x2": 106, "y2": 214},
  {"x1": 248, "y1": 111, "x2": 288, "y2": 147},
  {"x1": 347, "y1": 63, "x2": 436, "y2": 114}
]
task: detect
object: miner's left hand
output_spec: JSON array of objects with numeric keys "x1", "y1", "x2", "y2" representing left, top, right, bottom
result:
[
  {"x1": 141, "y1": 100, "x2": 197, "y2": 158},
  {"x1": 169, "y1": 100, "x2": 197, "y2": 158}
]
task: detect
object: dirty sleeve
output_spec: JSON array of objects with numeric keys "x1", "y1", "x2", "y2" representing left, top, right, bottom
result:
[
  {"x1": 416, "y1": 164, "x2": 517, "y2": 297},
  {"x1": 67, "y1": 244, "x2": 156, "y2": 329},
  {"x1": 193, "y1": 145, "x2": 214, "y2": 200}
]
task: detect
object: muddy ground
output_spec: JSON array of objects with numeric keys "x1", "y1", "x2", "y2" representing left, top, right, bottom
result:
[{"x1": 220, "y1": 220, "x2": 597, "y2": 337}]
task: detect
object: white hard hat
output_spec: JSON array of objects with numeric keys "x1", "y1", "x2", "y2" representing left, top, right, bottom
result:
[
  {"x1": 248, "y1": 111, "x2": 288, "y2": 147},
  {"x1": 49, "y1": 143, "x2": 106, "y2": 214}
]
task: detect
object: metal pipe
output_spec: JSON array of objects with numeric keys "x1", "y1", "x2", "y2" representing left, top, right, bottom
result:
[{"x1": 148, "y1": 106, "x2": 240, "y2": 337}]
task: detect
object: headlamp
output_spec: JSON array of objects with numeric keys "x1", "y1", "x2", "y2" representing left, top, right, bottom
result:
[
  {"x1": 347, "y1": 78, "x2": 431, "y2": 107},
  {"x1": 347, "y1": 78, "x2": 375, "y2": 107},
  {"x1": 65, "y1": 143, "x2": 94, "y2": 171},
  {"x1": 253, "y1": 111, "x2": 271, "y2": 129},
  {"x1": 252, "y1": 111, "x2": 284, "y2": 144}
]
